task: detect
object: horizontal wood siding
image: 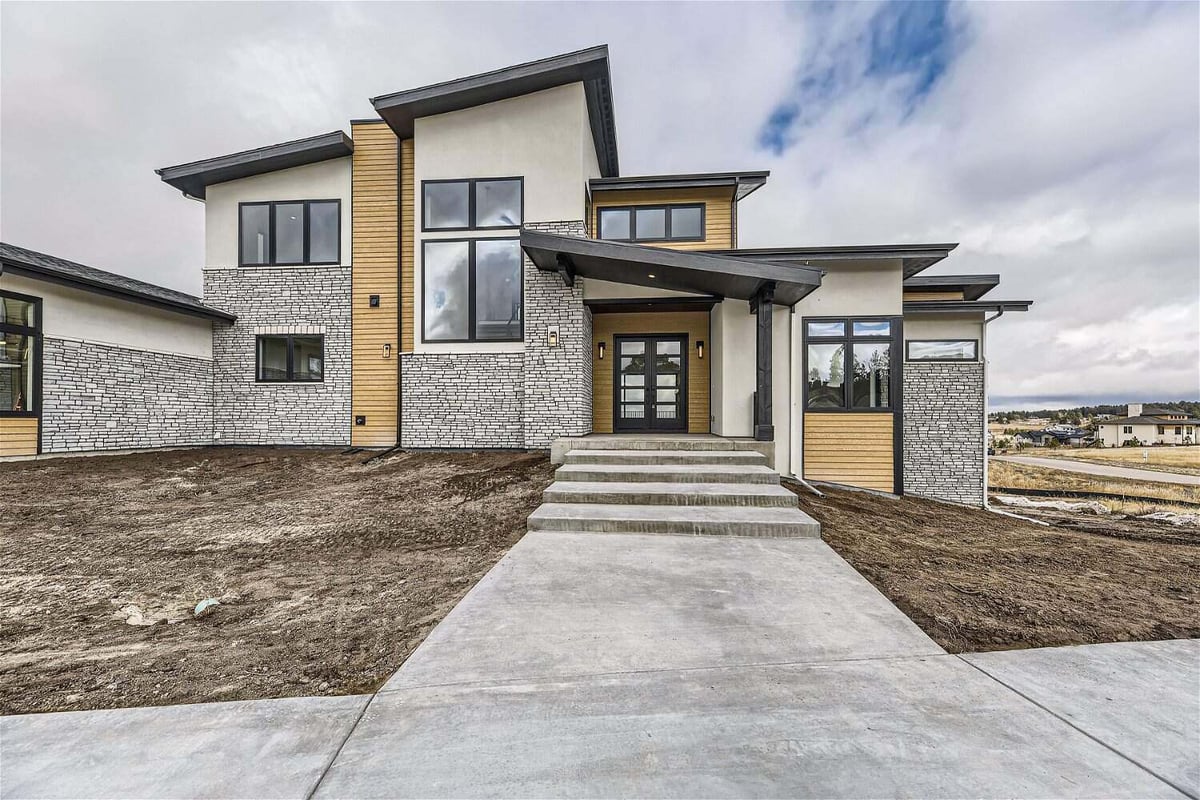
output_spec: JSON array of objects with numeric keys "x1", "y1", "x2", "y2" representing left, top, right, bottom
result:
[
  {"x1": 351, "y1": 121, "x2": 399, "y2": 448},
  {"x1": 803, "y1": 412, "x2": 894, "y2": 492},
  {"x1": 903, "y1": 291, "x2": 965, "y2": 301},
  {"x1": 591, "y1": 187, "x2": 735, "y2": 250},
  {"x1": 400, "y1": 138, "x2": 415, "y2": 353},
  {"x1": 0, "y1": 417, "x2": 38, "y2": 456},
  {"x1": 592, "y1": 311, "x2": 710, "y2": 434}
]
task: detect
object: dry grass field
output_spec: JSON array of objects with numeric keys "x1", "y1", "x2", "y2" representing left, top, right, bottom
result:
[
  {"x1": 988, "y1": 459, "x2": 1200, "y2": 514},
  {"x1": 1033, "y1": 446, "x2": 1200, "y2": 477}
]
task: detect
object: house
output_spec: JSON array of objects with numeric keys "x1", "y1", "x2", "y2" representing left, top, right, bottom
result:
[
  {"x1": 1, "y1": 46, "x2": 1032, "y2": 506},
  {"x1": 1096, "y1": 404, "x2": 1199, "y2": 447}
]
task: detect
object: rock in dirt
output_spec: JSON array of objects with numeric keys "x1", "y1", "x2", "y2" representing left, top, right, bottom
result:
[
  {"x1": 992, "y1": 495, "x2": 1111, "y2": 515},
  {"x1": 193, "y1": 598, "x2": 221, "y2": 618},
  {"x1": 115, "y1": 605, "x2": 156, "y2": 626},
  {"x1": 1140, "y1": 511, "x2": 1200, "y2": 527}
]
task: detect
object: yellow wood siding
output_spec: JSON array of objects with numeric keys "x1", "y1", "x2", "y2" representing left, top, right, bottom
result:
[
  {"x1": 590, "y1": 187, "x2": 735, "y2": 250},
  {"x1": 903, "y1": 290, "x2": 965, "y2": 301},
  {"x1": 591, "y1": 311, "x2": 710, "y2": 434},
  {"x1": 400, "y1": 138, "x2": 415, "y2": 353},
  {"x1": 803, "y1": 412, "x2": 894, "y2": 492},
  {"x1": 351, "y1": 121, "x2": 399, "y2": 447},
  {"x1": 0, "y1": 417, "x2": 38, "y2": 456}
]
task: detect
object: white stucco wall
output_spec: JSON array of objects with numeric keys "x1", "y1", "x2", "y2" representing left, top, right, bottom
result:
[
  {"x1": 903, "y1": 313, "x2": 985, "y2": 342},
  {"x1": 2, "y1": 274, "x2": 213, "y2": 359},
  {"x1": 793, "y1": 262, "x2": 903, "y2": 319},
  {"x1": 413, "y1": 82, "x2": 595, "y2": 354},
  {"x1": 204, "y1": 157, "x2": 353, "y2": 269},
  {"x1": 582, "y1": 279, "x2": 707, "y2": 300},
  {"x1": 710, "y1": 299, "x2": 756, "y2": 438}
]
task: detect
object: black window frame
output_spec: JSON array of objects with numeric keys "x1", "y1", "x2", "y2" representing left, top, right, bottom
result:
[
  {"x1": 0, "y1": 289, "x2": 42, "y2": 417},
  {"x1": 238, "y1": 199, "x2": 342, "y2": 267},
  {"x1": 597, "y1": 203, "x2": 707, "y2": 243},
  {"x1": 802, "y1": 316, "x2": 902, "y2": 413},
  {"x1": 421, "y1": 177, "x2": 524, "y2": 232},
  {"x1": 254, "y1": 334, "x2": 325, "y2": 383},
  {"x1": 421, "y1": 237, "x2": 523, "y2": 343},
  {"x1": 905, "y1": 339, "x2": 980, "y2": 362}
]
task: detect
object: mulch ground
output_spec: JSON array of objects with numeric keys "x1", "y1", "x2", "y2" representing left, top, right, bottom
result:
[
  {"x1": 790, "y1": 482, "x2": 1200, "y2": 653},
  {"x1": 0, "y1": 447, "x2": 554, "y2": 715}
]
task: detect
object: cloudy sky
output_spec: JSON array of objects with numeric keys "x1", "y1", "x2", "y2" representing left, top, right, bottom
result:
[{"x1": 2, "y1": 1, "x2": 1197, "y2": 409}]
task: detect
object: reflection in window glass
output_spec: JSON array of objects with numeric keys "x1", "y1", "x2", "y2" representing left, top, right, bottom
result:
[
  {"x1": 240, "y1": 205, "x2": 270, "y2": 265},
  {"x1": 423, "y1": 241, "x2": 470, "y2": 340},
  {"x1": 670, "y1": 206, "x2": 703, "y2": 239},
  {"x1": 852, "y1": 342, "x2": 891, "y2": 408},
  {"x1": 906, "y1": 340, "x2": 977, "y2": 360},
  {"x1": 292, "y1": 336, "x2": 323, "y2": 381},
  {"x1": 599, "y1": 209, "x2": 631, "y2": 240},
  {"x1": 474, "y1": 239, "x2": 522, "y2": 339},
  {"x1": 308, "y1": 201, "x2": 339, "y2": 263},
  {"x1": 853, "y1": 320, "x2": 892, "y2": 336},
  {"x1": 807, "y1": 321, "x2": 845, "y2": 338},
  {"x1": 475, "y1": 180, "x2": 522, "y2": 227},
  {"x1": 274, "y1": 203, "x2": 305, "y2": 263},
  {"x1": 635, "y1": 207, "x2": 667, "y2": 239},
  {"x1": 0, "y1": 332, "x2": 34, "y2": 412},
  {"x1": 806, "y1": 343, "x2": 845, "y2": 408},
  {"x1": 424, "y1": 182, "x2": 470, "y2": 229},
  {"x1": 257, "y1": 336, "x2": 289, "y2": 381},
  {"x1": 0, "y1": 296, "x2": 35, "y2": 328}
]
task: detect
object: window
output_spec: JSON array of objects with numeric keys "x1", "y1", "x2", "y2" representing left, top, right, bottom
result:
[
  {"x1": 597, "y1": 204, "x2": 706, "y2": 242},
  {"x1": 804, "y1": 318, "x2": 897, "y2": 411},
  {"x1": 1176, "y1": 426, "x2": 1183, "y2": 436},
  {"x1": 1123, "y1": 426, "x2": 1133, "y2": 434},
  {"x1": 423, "y1": 238, "x2": 522, "y2": 342},
  {"x1": 0, "y1": 291, "x2": 41, "y2": 415},
  {"x1": 256, "y1": 335, "x2": 324, "y2": 382},
  {"x1": 422, "y1": 178, "x2": 522, "y2": 231},
  {"x1": 906, "y1": 340, "x2": 979, "y2": 361},
  {"x1": 239, "y1": 200, "x2": 340, "y2": 266}
]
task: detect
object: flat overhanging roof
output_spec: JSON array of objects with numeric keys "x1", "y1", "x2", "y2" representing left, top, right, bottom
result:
[
  {"x1": 590, "y1": 171, "x2": 769, "y2": 201},
  {"x1": 705, "y1": 243, "x2": 959, "y2": 278},
  {"x1": 155, "y1": 131, "x2": 353, "y2": 200},
  {"x1": 903, "y1": 299, "x2": 1032, "y2": 314},
  {"x1": 904, "y1": 273, "x2": 999, "y2": 300},
  {"x1": 520, "y1": 230, "x2": 822, "y2": 306},
  {"x1": 372, "y1": 46, "x2": 618, "y2": 177}
]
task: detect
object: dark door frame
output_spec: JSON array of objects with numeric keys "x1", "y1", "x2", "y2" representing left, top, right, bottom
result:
[{"x1": 612, "y1": 333, "x2": 689, "y2": 432}]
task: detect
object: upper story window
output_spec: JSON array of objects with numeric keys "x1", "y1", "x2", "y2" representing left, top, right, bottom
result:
[
  {"x1": 804, "y1": 318, "x2": 897, "y2": 411},
  {"x1": 423, "y1": 238, "x2": 522, "y2": 343},
  {"x1": 598, "y1": 204, "x2": 705, "y2": 243},
  {"x1": 0, "y1": 290, "x2": 41, "y2": 416},
  {"x1": 423, "y1": 178, "x2": 523, "y2": 231},
  {"x1": 239, "y1": 200, "x2": 340, "y2": 266}
]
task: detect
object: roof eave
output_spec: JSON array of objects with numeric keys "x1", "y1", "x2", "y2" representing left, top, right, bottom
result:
[{"x1": 902, "y1": 300, "x2": 1033, "y2": 314}]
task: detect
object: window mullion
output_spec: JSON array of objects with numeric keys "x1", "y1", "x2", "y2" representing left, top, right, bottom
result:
[
  {"x1": 268, "y1": 202, "x2": 276, "y2": 266},
  {"x1": 468, "y1": 240, "x2": 477, "y2": 341},
  {"x1": 302, "y1": 202, "x2": 311, "y2": 264}
]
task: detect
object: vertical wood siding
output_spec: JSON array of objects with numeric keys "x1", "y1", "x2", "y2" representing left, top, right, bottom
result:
[
  {"x1": 803, "y1": 412, "x2": 894, "y2": 491},
  {"x1": 0, "y1": 417, "x2": 38, "y2": 456},
  {"x1": 350, "y1": 121, "x2": 399, "y2": 447},
  {"x1": 590, "y1": 187, "x2": 735, "y2": 250}
]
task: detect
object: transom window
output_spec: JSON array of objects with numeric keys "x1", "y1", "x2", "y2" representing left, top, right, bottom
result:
[
  {"x1": 0, "y1": 290, "x2": 40, "y2": 416},
  {"x1": 423, "y1": 178, "x2": 523, "y2": 231},
  {"x1": 804, "y1": 318, "x2": 897, "y2": 411},
  {"x1": 598, "y1": 204, "x2": 705, "y2": 243},
  {"x1": 239, "y1": 200, "x2": 340, "y2": 266},
  {"x1": 423, "y1": 238, "x2": 522, "y2": 342},
  {"x1": 256, "y1": 335, "x2": 324, "y2": 382},
  {"x1": 906, "y1": 339, "x2": 978, "y2": 361}
]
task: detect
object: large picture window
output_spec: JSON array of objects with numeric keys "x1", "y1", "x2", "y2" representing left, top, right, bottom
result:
[
  {"x1": 598, "y1": 204, "x2": 705, "y2": 243},
  {"x1": 422, "y1": 178, "x2": 523, "y2": 231},
  {"x1": 239, "y1": 200, "x2": 341, "y2": 266},
  {"x1": 256, "y1": 335, "x2": 324, "y2": 382},
  {"x1": 423, "y1": 238, "x2": 522, "y2": 342},
  {"x1": 804, "y1": 317, "x2": 898, "y2": 411},
  {"x1": 0, "y1": 290, "x2": 41, "y2": 416}
]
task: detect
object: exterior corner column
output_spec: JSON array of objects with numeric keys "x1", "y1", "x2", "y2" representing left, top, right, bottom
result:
[{"x1": 753, "y1": 282, "x2": 776, "y2": 442}]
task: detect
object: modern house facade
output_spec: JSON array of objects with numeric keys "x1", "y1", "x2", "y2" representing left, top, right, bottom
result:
[
  {"x1": 1096, "y1": 404, "x2": 1199, "y2": 447},
  {"x1": 1, "y1": 46, "x2": 1031, "y2": 506}
]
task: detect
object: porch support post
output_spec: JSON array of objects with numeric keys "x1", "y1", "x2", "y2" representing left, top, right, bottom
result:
[{"x1": 752, "y1": 282, "x2": 775, "y2": 442}]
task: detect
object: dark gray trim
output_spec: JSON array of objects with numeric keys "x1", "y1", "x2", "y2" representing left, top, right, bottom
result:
[
  {"x1": 903, "y1": 300, "x2": 1033, "y2": 313},
  {"x1": 237, "y1": 199, "x2": 342, "y2": 267},
  {"x1": 156, "y1": 131, "x2": 353, "y2": 200},
  {"x1": 590, "y1": 171, "x2": 769, "y2": 201},
  {"x1": 254, "y1": 333, "x2": 325, "y2": 383},
  {"x1": 0, "y1": 243, "x2": 236, "y2": 322},
  {"x1": 584, "y1": 296, "x2": 720, "y2": 314},
  {"x1": 597, "y1": 203, "x2": 706, "y2": 243},
  {"x1": 420, "y1": 177, "x2": 524, "y2": 232},
  {"x1": 372, "y1": 46, "x2": 619, "y2": 177},
  {"x1": 903, "y1": 274, "x2": 999, "y2": 301},
  {"x1": 905, "y1": 339, "x2": 980, "y2": 362},
  {"x1": 705, "y1": 243, "x2": 958, "y2": 278},
  {"x1": 0, "y1": 289, "x2": 42, "y2": 428},
  {"x1": 420, "y1": 237, "x2": 523, "y2": 343},
  {"x1": 752, "y1": 284, "x2": 774, "y2": 442},
  {"x1": 521, "y1": 229, "x2": 822, "y2": 306}
]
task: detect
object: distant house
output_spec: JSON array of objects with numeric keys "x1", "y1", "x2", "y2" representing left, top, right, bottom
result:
[
  {"x1": 1096, "y1": 404, "x2": 1198, "y2": 447},
  {"x1": 1015, "y1": 426, "x2": 1092, "y2": 448}
]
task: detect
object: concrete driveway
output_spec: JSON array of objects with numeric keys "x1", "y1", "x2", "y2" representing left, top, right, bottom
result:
[
  {"x1": 993, "y1": 454, "x2": 1200, "y2": 486},
  {"x1": 4, "y1": 533, "x2": 1197, "y2": 799}
]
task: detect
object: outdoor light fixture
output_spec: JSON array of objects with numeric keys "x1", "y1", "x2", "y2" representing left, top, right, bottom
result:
[
  {"x1": 697, "y1": 340, "x2": 705, "y2": 359},
  {"x1": 354, "y1": 415, "x2": 366, "y2": 426},
  {"x1": 369, "y1": 294, "x2": 381, "y2": 308},
  {"x1": 598, "y1": 341, "x2": 606, "y2": 360},
  {"x1": 547, "y1": 325, "x2": 560, "y2": 347},
  {"x1": 382, "y1": 343, "x2": 391, "y2": 359},
  {"x1": 647, "y1": 273, "x2": 656, "y2": 279}
]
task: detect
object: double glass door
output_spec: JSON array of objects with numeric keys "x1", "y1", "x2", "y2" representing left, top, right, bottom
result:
[{"x1": 614, "y1": 335, "x2": 687, "y2": 431}]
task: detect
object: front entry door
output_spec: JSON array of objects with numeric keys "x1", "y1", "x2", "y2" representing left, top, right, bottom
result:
[{"x1": 614, "y1": 335, "x2": 687, "y2": 431}]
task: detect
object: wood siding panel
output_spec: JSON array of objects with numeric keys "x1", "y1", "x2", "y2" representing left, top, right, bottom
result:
[
  {"x1": 803, "y1": 412, "x2": 894, "y2": 492},
  {"x1": 592, "y1": 311, "x2": 710, "y2": 434},
  {"x1": 351, "y1": 121, "x2": 400, "y2": 448},
  {"x1": 591, "y1": 187, "x2": 735, "y2": 251},
  {"x1": 0, "y1": 417, "x2": 38, "y2": 456},
  {"x1": 903, "y1": 290, "x2": 966, "y2": 302},
  {"x1": 400, "y1": 138, "x2": 415, "y2": 353}
]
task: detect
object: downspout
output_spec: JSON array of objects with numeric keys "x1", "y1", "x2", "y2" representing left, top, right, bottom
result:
[{"x1": 981, "y1": 308, "x2": 1004, "y2": 509}]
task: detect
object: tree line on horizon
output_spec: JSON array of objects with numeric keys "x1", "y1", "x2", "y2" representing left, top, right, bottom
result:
[{"x1": 989, "y1": 400, "x2": 1200, "y2": 425}]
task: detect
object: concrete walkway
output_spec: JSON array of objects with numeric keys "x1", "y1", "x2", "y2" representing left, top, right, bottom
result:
[
  {"x1": 4, "y1": 534, "x2": 1197, "y2": 798},
  {"x1": 993, "y1": 454, "x2": 1200, "y2": 486}
]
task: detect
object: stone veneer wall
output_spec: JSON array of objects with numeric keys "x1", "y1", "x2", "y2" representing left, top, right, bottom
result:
[
  {"x1": 204, "y1": 266, "x2": 351, "y2": 446},
  {"x1": 902, "y1": 360, "x2": 986, "y2": 505},
  {"x1": 40, "y1": 338, "x2": 214, "y2": 453}
]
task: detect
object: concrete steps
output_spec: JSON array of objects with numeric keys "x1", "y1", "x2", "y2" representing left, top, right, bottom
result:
[{"x1": 531, "y1": 439, "x2": 821, "y2": 539}]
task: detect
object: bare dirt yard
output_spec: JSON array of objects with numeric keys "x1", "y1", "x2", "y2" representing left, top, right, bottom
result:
[
  {"x1": 790, "y1": 483, "x2": 1200, "y2": 653},
  {"x1": 0, "y1": 447, "x2": 554, "y2": 715}
]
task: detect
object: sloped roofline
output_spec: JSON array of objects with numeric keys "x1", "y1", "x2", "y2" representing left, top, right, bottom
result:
[
  {"x1": 904, "y1": 273, "x2": 1000, "y2": 301},
  {"x1": 590, "y1": 171, "x2": 769, "y2": 201},
  {"x1": 705, "y1": 243, "x2": 959, "y2": 278}
]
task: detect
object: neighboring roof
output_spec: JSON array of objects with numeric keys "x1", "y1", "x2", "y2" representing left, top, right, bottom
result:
[
  {"x1": 704, "y1": 243, "x2": 958, "y2": 278},
  {"x1": 156, "y1": 131, "x2": 354, "y2": 200},
  {"x1": 1142, "y1": 405, "x2": 1181, "y2": 416},
  {"x1": 902, "y1": 299, "x2": 1033, "y2": 314},
  {"x1": 590, "y1": 171, "x2": 769, "y2": 201},
  {"x1": 520, "y1": 230, "x2": 822, "y2": 306},
  {"x1": 903, "y1": 274, "x2": 999, "y2": 301},
  {"x1": 0, "y1": 242, "x2": 236, "y2": 322},
  {"x1": 372, "y1": 45, "x2": 618, "y2": 177},
  {"x1": 1099, "y1": 415, "x2": 1200, "y2": 426}
]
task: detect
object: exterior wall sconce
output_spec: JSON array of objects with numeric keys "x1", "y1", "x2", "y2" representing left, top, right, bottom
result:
[
  {"x1": 696, "y1": 340, "x2": 704, "y2": 359},
  {"x1": 354, "y1": 415, "x2": 366, "y2": 426},
  {"x1": 547, "y1": 325, "x2": 560, "y2": 347},
  {"x1": 382, "y1": 343, "x2": 391, "y2": 359},
  {"x1": 369, "y1": 294, "x2": 381, "y2": 308},
  {"x1": 598, "y1": 341, "x2": 606, "y2": 360}
]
